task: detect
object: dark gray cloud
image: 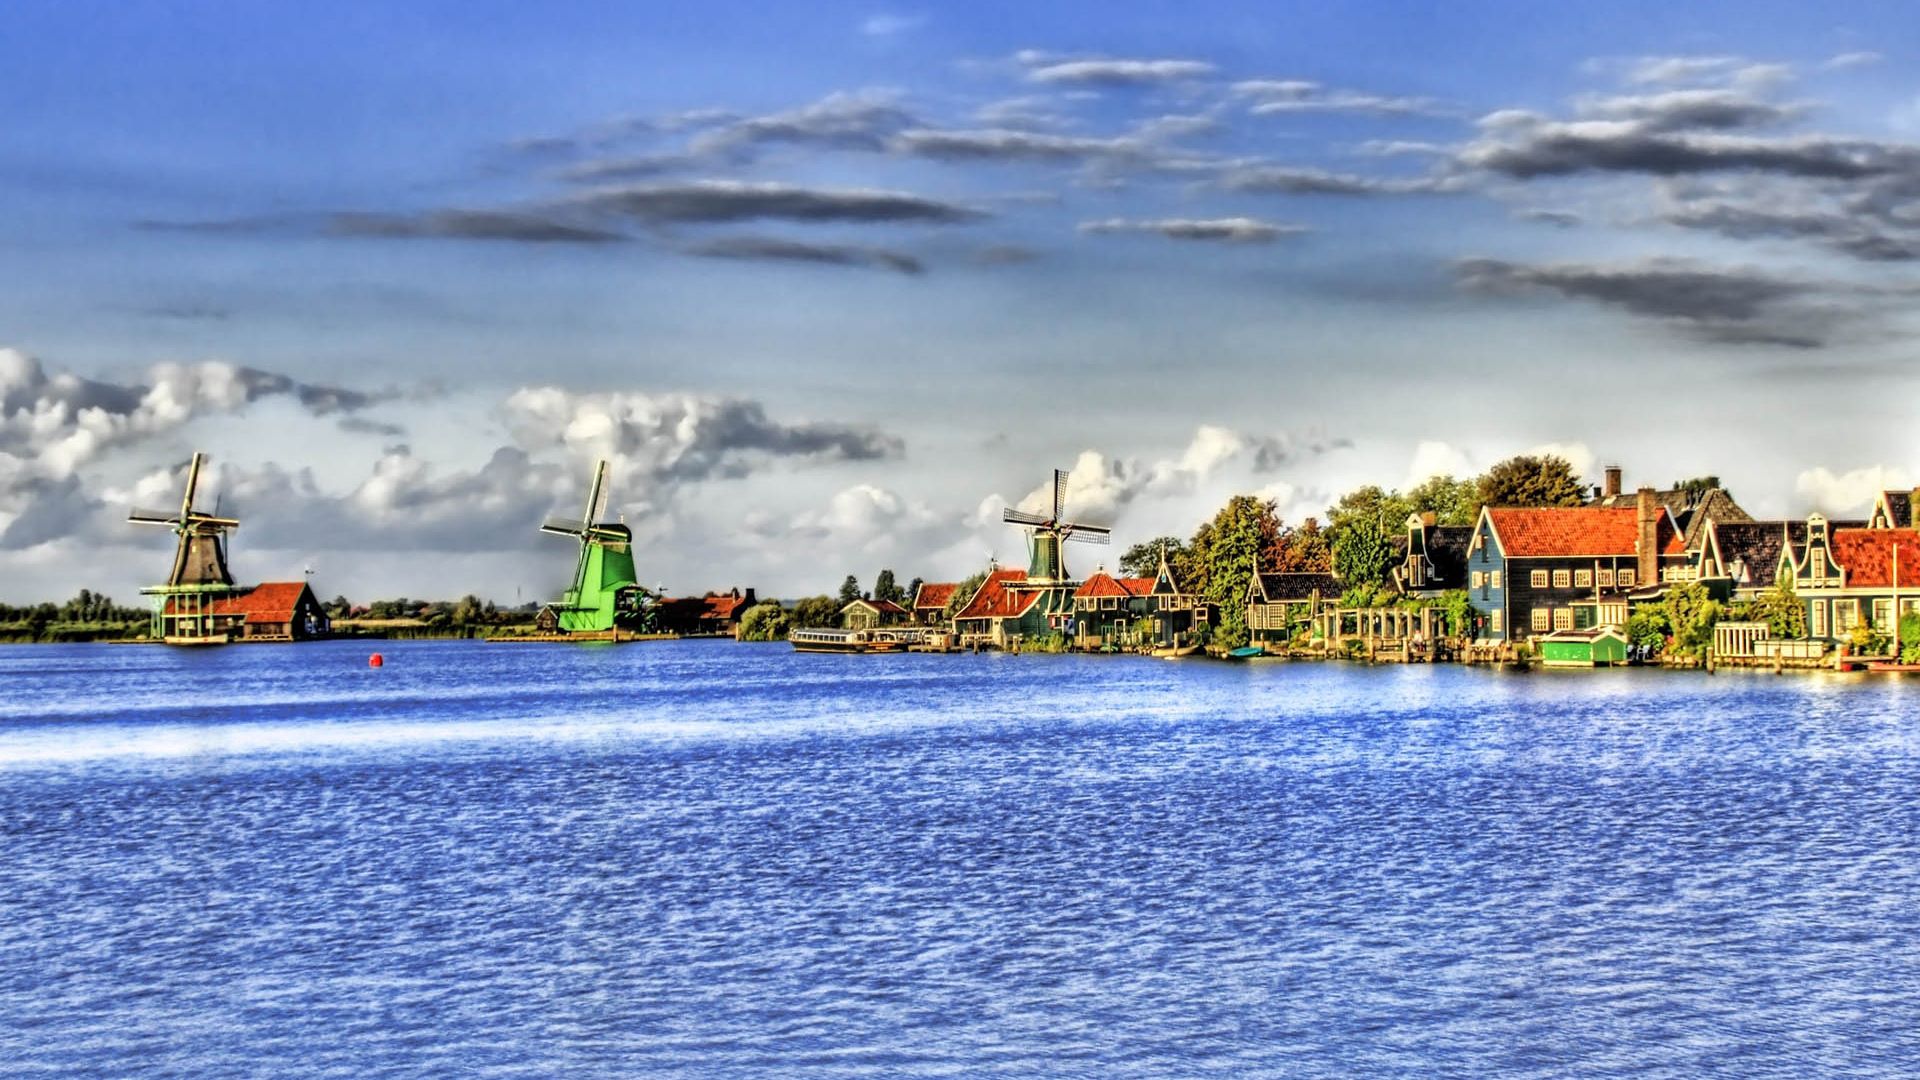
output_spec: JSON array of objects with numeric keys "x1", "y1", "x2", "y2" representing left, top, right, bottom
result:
[
  {"x1": 503, "y1": 386, "x2": 905, "y2": 485},
  {"x1": 1460, "y1": 125, "x2": 1907, "y2": 181},
  {"x1": 1574, "y1": 89, "x2": 1800, "y2": 132},
  {"x1": 553, "y1": 153, "x2": 703, "y2": 183},
  {"x1": 1015, "y1": 52, "x2": 1215, "y2": 86},
  {"x1": 973, "y1": 244, "x2": 1040, "y2": 265},
  {"x1": 1451, "y1": 256, "x2": 1895, "y2": 348},
  {"x1": 567, "y1": 179, "x2": 986, "y2": 225},
  {"x1": 1218, "y1": 165, "x2": 1460, "y2": 196},
  {"x1": 689, "y1": 90, "x2": 917, "y2": 156},
  {"x1": 891, "y1": 127, "x2": 1153, "y2": 166},
  {"x1": 1516, "y1": 208, "x2": 1583, "y2": 227},
  {"x1": 685, "y1": 236, "x2": 925, "y2": 275},
  {"x1": 1079, "y1": 216, "x2": 1305, "y2": 243},
  {"x1": 329, "y1": 210, "x2": 626, "y2": 244},
  {"x1": 1233, "y1": 79, "x2": 1443, "y2": 118}
]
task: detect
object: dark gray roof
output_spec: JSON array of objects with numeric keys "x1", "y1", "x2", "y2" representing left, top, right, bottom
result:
[
  {"x1": 1254, "y1": 572, "x2": 1339, "y2": 601},
  {"x1": 1714, "y1": 519, "x2": 1864, "y2": 586},
  {"x1": 1883, "y1": 490, "x2": 1914, "y2": 528},
  {"x1": 1424, "y1": 526, "x2": 1473, "y2": 588}
]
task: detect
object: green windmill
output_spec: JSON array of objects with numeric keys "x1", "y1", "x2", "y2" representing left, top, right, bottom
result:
[
  {"x1": 1002, "y1": 467, "x2": 1110, "y2": 583},
  {"x1": 540, "y1": 459, "x2": 647, "y2": 633}
]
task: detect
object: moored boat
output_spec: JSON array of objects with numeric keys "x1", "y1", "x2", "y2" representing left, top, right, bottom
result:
[{"x1": 789, "y1": 628, "x2": 910, "y2": 653}]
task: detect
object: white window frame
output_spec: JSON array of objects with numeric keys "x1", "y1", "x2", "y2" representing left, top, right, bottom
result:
[
  {"x1": 1619, "y1": 569, "x2": 1636, "y2": 587},
  {"x1": 1554, "y1": 607, "x2": 1574, "y2": 631},
  {"x1": 1532, "y1": 608, "x2": 1550, "y2": 632},
  {"x1": 1491, "y1": 610, "x2": 1504, "y2": 633},
  {"x1": 1472, "y1": 571, "x2": 1484, "y2": 589},
  {"x1": 1490, "y1": 571, "x2": 1502, "y2": 589},
  {"x1": 1552, "y1": 569, "x2": 1571, "y2": 588},
  {"x1": 1575, "y1": 569, "x2": 1593, "y2": 588},
  {"x1": 1598, "y1": 568, "x2": 1615, "y2": 588},
  {"x1": 1530, "y1": 569, "x2": 1548, "y2": 588}
]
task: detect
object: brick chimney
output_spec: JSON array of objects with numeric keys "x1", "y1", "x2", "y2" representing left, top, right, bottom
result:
[
  {"x1": 1603, "y1": 465, "x2": 1623, "y2": 500},
  {"x1": 1636, "y1": 486, "x2": 1660, "y2": 587}
]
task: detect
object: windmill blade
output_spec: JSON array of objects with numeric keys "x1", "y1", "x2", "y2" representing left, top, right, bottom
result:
[
  {"x1": 128, "y1": 507, "x2": 182, "y2": 525},
  {"x1": 582, "y1": 460, "x2": 609, "y2": 525},
  {"x1": 1062, "y1": 525, "x2": 1111, "y2": 545},
  {"x1": 1053, "y1": 469, "x2": 1067, "y2": 521},
  {"x1": 1003, "y1": 507, "x2": 1051, "y2": 526},
  {"x1": 541, "y1": 516, "x2": 589, "y2": 536},
  {"x1": 184, "y1": 510, "x2": 240, "y2": 527},
  {"x1": 180, "y1": 452, "x2": 205, "y2": 519}
]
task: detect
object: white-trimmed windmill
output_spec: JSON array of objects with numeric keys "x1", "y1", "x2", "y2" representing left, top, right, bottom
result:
[
  {"x1": 1002, "y1": 468, "x2": 1111, "y2": 583},
  {"x1": 128, "y1": 451, "x2": 243, "y2": 640}
]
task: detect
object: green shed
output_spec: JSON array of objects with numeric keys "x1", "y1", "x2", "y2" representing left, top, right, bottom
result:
[{"x1": 1538, "y1": 626, "x2": 1631, "y2": 668}]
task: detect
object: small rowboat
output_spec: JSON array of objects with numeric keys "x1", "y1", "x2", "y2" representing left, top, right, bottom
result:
[
  {"x1": 1151, "y1": 643, "x2": 1201, "y2": 659},
  {"x1": 1227, "y1": 646, "x2": 1266, "y2": 660}
]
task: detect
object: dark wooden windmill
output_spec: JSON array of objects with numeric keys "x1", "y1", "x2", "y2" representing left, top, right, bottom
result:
[
  {"x1": 128, "y1": 451, "x2": 246, "y2": 641},
  {"x1": 1002, "y1": 468, "x2": 1110, "y2": 583}
]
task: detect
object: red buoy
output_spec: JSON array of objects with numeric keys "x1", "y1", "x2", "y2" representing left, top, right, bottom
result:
[{"x1": 369, "y1": 653, "x2": 384, "y2": 668}]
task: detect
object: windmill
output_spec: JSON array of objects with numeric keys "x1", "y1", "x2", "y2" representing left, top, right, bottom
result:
[
  {"x1": 539, "y1": 459, "x2": 645, "y2": 633},
  {"x1": 128, "y1": 451, "x2": 244, "y2": 640},
  {"x1": 1002, "y1": 468, "x2": 1111, "y2": 583}
]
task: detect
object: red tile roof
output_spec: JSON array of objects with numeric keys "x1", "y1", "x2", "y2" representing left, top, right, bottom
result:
[
  {"x1": 172, "y1": 581, "x2": 312, "y2": 623},
  {"x1": 955, "y1": 568, "x2": 1038, "y2": 620},
  {"x1": 1075, "y1": 573, "x2": 1158, "y2": 600},
  {"x1": 703, "y1": 594, "x2": 751, "y2": 620},
  {"x1": 1486, "y1": 507, "x2": 1683, "y2": 558},
  {"x1": 913, "y1": 582, "x2": 958, "y2": 610},
  {"x1": 1832, "y1": 529, "x2": 1920, "y2": 588}
]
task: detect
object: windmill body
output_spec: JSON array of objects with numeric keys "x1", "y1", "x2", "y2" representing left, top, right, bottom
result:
[
  {"x1": 540, "y1": 460, "x2": 647, "y2": 634},
  {"x1": 952, "y1": 468, "x2": 1112, "y2": 647},
  {"x1": 128, "y1": 452, "x2": 330, "y2": 644}
]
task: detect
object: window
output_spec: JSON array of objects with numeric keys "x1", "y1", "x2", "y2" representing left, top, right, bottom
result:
[
  {"x1": 1554, "y1": 607, "x2": 1574, "y2": 631},
  {"x1": 1812, "y1": 556, "x2": 1827, "y2": 581},
  {"x1": 1619, "y1": 569, "x2": 1636, "y2": 587},
  {"x1": 1490, "y1": 571, "x2": 1502, "y2": 589},
  {"x1": 1531, "y1": 569, "x2": 1548, "y2": 588},
  {"x1": 1491, "y1": 610, "x2": 1504, "y2": 633},
  {"x1": 1598, "y1": 568, "x2": 1615, "y2": 588},
  {"x1": 1532, "y1": 608, "x2": 1550, "y2": 632},
  {"x1": 1472, "y1": 571, "x2": 1484, "y2": 589},
  {"x1": 1834, "y1": 600, "x2": 1859, "y2": 632},
  {"x1": 1873, "y1": 599, "x2": 1893, "y2": 628},
  {"x1": 1575, "y1": 569, "x2": 1593, "y2": 588},
  {"x1": 1552, "y1": 569, "x2": 1571, "y2": 588},
  {"x1": 1811, "y1": 600, "x2": 1827, "y2": 638}
]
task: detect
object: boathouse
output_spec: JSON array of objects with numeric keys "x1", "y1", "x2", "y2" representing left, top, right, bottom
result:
[
  {"x1": 841, "y1": 597, "x2": 909, "y2": 630},
  {"x1": 1247, "y1": 568, "x2": 1340, "y2": 649}
]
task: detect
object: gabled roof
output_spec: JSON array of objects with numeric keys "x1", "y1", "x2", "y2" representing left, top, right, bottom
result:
[
  {"x1": 1406, "y1": 525, "x2": 1472, "y2": 586},
  {"x1": 704, "y1": 593, "x2": 752, "y2": 620},
  {"x1": 954, "y1": 568, "x2": 1039, "y2": 621},
  {"x1": 1831, "y1": 528, "x2": 1920, "y2": 588},
  {"x1": 912, "y1": 582, "x2": 958, "y2": 610},
  {"x1": 841, "y1": 597, "x2": 908, "y2": 616},
  {"x1": 1704, "y1": 520, "x2": 1793, "y2": 588},
  {"x1": 1679, "y1": 488, "x2": 1753, "y2": 547},
  {"x1": 1074, "y1": 573, "x2": 1155, "y2": 599},
  {"x1": 186, "y1": 581, "x2": 315, "y2": 624},
  {"x1": 1252, "y1": 572, "x2": 1339, "y2": 602},
  {"x1": 1482, "y1": 506, "x2": 1684, "y2": 558},
  {"x1": 1873, "y1": 489, "x2": 1915, "y2": 529}
]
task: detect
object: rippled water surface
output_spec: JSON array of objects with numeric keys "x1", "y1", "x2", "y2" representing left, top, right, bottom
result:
[{"x1": 3, "y1": 640, "x2": 1918, "y2": 1077}]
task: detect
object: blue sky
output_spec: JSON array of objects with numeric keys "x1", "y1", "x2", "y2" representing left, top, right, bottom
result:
[{"x1": 3, "y1": 1, "x2": 1918, "y2": 602}]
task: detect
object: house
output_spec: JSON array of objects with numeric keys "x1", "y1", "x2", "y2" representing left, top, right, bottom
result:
[
  {"x1": 1784, "y1": 515, "x2": 1920, "y2": 644},
  {"x1": 910, "y1": 582, "x2": 959, "y2": 625},
  {"x1": 166, "y1": 581, "x2": 330, "y2": 642},
  {"x1": 1070, "y1": 551, "x2": 1210, "y2": 649},
  {"x1": 1868, "y1": 488, "x2": 1920, "y2": 530},
  {"x1": 841, "y1": 597, "x2": 909, "y2": 630},
  {"x1": 1537, "y1": 625, "x2": 1631, "y2": 667},
  {"x1": 1392, "y1": 513, "x2": 1472, "y2": 597},
  {"x1": 1591, "y1": 465, "x2": 1751, "y2": 548},
  {"x1": 1465, "y1": 489, "x2": 1687, "y2": 642},
  {"x1": 654, "y1": 587, "x2": 757, "y2": 636},
  {"x1": 952, "y1": 567, "x2": 1073, "y2": 647},
  {"x1": 1247, "y1": 568, "x2": 1341, "y2": 648},
  {"x1": 1688, "y1": 518, "x2": 1862, "y2": 603}
]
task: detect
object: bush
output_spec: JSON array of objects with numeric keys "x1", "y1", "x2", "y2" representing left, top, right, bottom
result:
[
  {"x1": 737, "y1": 603, "x2": 790, "y2": 642},
  {"x1": 1902, "y1": 613, "x2": 1920, "y2": 664}
]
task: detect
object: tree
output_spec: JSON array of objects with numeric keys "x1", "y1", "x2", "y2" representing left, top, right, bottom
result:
[
  {"x1": 1327, "y1": 485, "x2": 1413, "y2": 538},
  {"x1": 873, "y1": 569, "x2": 906, "y2": 605},
  {"x1": 904, "y1": 577, "x2": 923, "y2": 604},
  {"x1": 451, "y1": 595, "x2": 483, "y2": 625},
  {"x1": 1332, "y1": 513, "x2": 1393, "y2": 591},
  {"x1": 1270, "y1": 517, "x2": 1331, "y2": 573},
  {"x1": 1662, "y1": 580, "x2": 1722, "y2": 659},
  {"x1": 738, "y1": 602, "x2": 791, "y2": 642},
  {"x1": 1748, "y1": 582, "x2": 1806, "y2": 640},
  {"x1": 1406, "y1": 474, "x2": 1480, "y2": 527},
  {"x1": 1120, "y1": 537, "x2": 1186, "y2": 578},
  {"x1": 1671, "y1": 475, "x2": 1730, "y2": 504},
  {"x1": 943, "y1": 569, "x2": 991, "y2": 620},
  {"x1": 837, "y1": 575, "x2": 862, "y2": 604},
  {"x1": 791, "y1": 596, "x2": 841, "y2": 628},
  {"x1": 1476, "y1": 454, "x2": 1587, "y2": 508},
  {"x1": 1194, "y1": 495, "x2": 1275, "y2": 648}
]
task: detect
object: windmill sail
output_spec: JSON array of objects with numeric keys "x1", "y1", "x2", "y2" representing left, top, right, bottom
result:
[{"x1": 1002, "y1": 466, "x2": 1111, "y2": 582}]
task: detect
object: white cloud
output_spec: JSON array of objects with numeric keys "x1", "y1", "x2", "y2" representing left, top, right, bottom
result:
[
  {"x1": 1795, "y1": 465, "x2": 1910, "y2": 514},
  {"x1": 860, "y1": 13, "x2": 925, "y2": 38},
  {"x1": 1525, "y1": 441, "x2": 1596, "y2": 480},
  {"x1": 1404, "y1": 440, "x2": 1476, "y2": 487}
]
